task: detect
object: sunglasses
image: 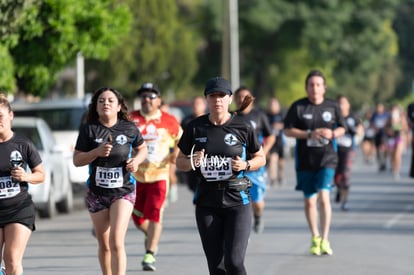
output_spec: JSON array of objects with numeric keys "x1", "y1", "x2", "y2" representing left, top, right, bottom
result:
[{"x1": 140, "y1": 94, "x2": 158, "y2": 100}]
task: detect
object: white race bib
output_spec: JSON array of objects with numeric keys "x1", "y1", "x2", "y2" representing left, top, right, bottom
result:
[
  {"x1": 200, "y1": 157, "x2": 233, "y2": 181},
  {"x1": 0, "y1": 176, "x2": 21, "y2": 199},
  {"x1": 146, "y1": 140, "x2": 168, "y2": 163},
  {"x1": 337, "y1": 135, "x2": 353, "y2": 147},
  {"x1": 365, "y1": 128, "x2": 375, "y2": 138},
  {"x1": 306, "y1": 137, "x2": 329, "y2": 147},
  {"x1": 95, "y1": 167, "x2": 123, "y2": 188}
]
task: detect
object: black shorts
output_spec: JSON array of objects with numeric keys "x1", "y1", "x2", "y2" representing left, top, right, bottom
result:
[
  {"x1": 269, "y1": 137, "x2": 284, "y2": 158},
  {"x1": 0, "y1": 201, "x2": 36, "y2": 231}
]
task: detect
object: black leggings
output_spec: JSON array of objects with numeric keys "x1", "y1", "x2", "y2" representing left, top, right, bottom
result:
[{"x1": 196, "y1": 204, "x2": 252, "y2": 275}]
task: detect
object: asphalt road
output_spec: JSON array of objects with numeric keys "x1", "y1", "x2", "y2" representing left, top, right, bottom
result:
[{"x1": 23, "y1": 150, "x2": 414, "y2": 275}]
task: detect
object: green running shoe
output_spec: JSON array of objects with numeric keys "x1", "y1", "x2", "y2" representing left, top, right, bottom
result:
[
  {"x1": 321, "y1": 239, "x2": 333, "y2": 255},
  {"x1": 142, "y1": 253, "x2": 156, "y2": 271},
  {"x1": 310, "y1": 236, "x2": 321, "y2": 256}
]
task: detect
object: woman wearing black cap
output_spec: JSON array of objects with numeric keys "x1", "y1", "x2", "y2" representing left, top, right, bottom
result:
[{"x1": 176, "y1": 77, "x2": 266, "y2": 275}]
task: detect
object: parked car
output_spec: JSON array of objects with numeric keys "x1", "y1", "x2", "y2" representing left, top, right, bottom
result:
[
  {"x1": 12, "y1": 96, "x2": 91, "y2": 187},
  {"x1": 12, "y1": 117, "x2": 73, "y2": 218}
]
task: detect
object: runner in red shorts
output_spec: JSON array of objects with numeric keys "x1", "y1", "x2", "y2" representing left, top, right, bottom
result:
[{"x1": 130, "y1": 82, "x2": 182, "y2": 271}]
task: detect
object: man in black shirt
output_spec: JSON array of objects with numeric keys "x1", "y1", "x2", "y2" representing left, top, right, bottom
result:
[{"x1": 284, "y1": 70, "x2": 346, "y2": 256}]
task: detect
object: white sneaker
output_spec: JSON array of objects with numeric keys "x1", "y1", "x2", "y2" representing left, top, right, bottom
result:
[{"x1": 168, "y1": 184, "x2": 178, "y2": 203}]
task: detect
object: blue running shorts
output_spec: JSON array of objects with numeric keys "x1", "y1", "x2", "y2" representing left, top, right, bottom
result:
[
  {"x1": 296, "y1": 168, "x2": 334, "y2": 198},
  {"x1": 246, "y1": 168, "x2": 267, "y2": 203}
]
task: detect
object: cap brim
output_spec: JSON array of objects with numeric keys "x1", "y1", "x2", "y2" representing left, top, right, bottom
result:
[
  {"x1": 205, "y1": 88, "x2": 232, "y2": 95},
  {"x1": 137, "y1": 88, "x2": 160, "y2": 96}
]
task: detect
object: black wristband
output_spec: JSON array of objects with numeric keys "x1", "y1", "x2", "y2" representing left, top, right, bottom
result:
[{"x1": 246, "y1": 160, "x2": 251, "y2": 171}]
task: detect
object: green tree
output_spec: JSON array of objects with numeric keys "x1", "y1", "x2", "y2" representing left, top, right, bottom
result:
[
  {"x1": 0, "y1": 0, "x2": 38, "y2": 92},
  {"x1": 0, "y1": 0, "x2": 131, "y2": 96},
  {"x1": 86, "y1": 0, "x2": 199, "y2": 101},
  {"x1": 393, "y1": 0, "x2": 414, "y2": 99},
  {"x1": 195, "y1": 0, "x2": 400, "y2": 109}
]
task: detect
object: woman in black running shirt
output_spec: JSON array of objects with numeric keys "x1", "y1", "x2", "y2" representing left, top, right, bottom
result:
[
  {"x1": 74, "y1": 87, "x2": 147, "y2": 275},
  {"x1": 0, "y1": 94, "x2": 45, "y2": 275},
  {"x1": 176, "y1": 77, "x2": 266, "y2": 275}
]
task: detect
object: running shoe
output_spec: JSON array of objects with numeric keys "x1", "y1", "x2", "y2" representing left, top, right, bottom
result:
[
  {"x1": 310, "y1": 236, "x2": 321, "y2": 256},
  {"x1": 320, "y1": 239, "x2": 333, "y2": 255},
  {"x1": 1, "y1": 266, "x2": 6, "y2": 275},
  {"x1": 142, "y1": 253, "x2": 156, "y2": 271},
  {"x1": 168, "y1": 184, "x2": 178, "y2": 203},
  {"x1": 253, "y1": 218, "x2": 264, "y2": 234}
]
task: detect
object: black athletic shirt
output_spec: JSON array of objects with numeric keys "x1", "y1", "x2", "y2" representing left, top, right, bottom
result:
[
  {"x1": 337, "y1": 112, "x2": 360, "y2": 153},
  {"x1": 75, "y1": 119, "x2": 144, "y2": 196},
  {"x1": 178, "y1": 114, "x2": 261, "y2": 208},
  {"x1": 284, "y1": 97, "x2": 346, "y2": 171},
  {"x1": 267, "y1": 110, "x2": 285, "y2": 148},
  {"x1": 237, "y1": 108, "x2": 273, "y2": 146},
  {"x1": 0, "y1": 133, "x2": 42, "y2": 211}
]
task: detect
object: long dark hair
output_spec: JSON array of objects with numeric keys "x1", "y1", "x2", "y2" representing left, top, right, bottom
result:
[
  {"x1": 85, "y1": 87, "x2": 130, "y2": 123},
  {"x1": 233, "y1": 86, "x2": 255, "y2": 114}
]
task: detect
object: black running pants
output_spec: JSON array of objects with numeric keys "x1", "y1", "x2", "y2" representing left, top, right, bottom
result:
[{"x1": 195, "y1": 203, "x2": 252, "y2": 275}]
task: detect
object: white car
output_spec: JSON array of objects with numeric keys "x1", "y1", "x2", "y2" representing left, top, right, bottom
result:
[
  {"x1": 12, "y1": 117, "x2": 73, "y2": 218},
  {"x1": 12, "y1": 96, "x2": 91, "y2": 187}
]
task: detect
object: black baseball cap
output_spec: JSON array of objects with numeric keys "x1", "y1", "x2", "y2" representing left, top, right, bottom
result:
[
  {"x1": 204, "y1": 77, "x2": 232, "y2": 96},
  {"x1": 136, "y1": 82, "x2": 161, "y2": 96}
]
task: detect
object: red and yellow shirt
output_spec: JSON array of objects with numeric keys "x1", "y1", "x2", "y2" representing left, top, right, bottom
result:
[{"x1": 130, "y1": 109, "x2": 182, "y2": 183}]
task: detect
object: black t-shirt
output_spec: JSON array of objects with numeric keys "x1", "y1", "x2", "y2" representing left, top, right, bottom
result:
[
  {"x1": 178, "y1": 114, "x2": 261, "y2": 208},
  {"x1": 181, "y1": 114, "x2": 196, "y2": 130},
  {"x1": 75, "y1": 119, "x2": 144, "y2": 196},
  {"x1": 237, "y1": 108, "x2": 273, "y2": 145},
  {"x1": 407, "y1": 103, "x2": 414, "y2": 134},
  {"x1": 267, "y1": 110, "x2": 285, "y2": 147},
  {"x1": 0, "y1": 133, "x2": 42, "y2": 212},
  {"x1": 284, "y1": 97, "x2": 346, "y2": 171},
  {"x1": 337, "y1": 112, "x2": 360, "y2": 152}
]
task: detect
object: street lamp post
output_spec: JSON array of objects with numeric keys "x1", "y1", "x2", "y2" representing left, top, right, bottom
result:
[
  {"x1": 229, "y1": 0, "x2": 240, "y2": 90},
  {"x1": 222, "y1": 0, "x2": 240, "y2": 90}
]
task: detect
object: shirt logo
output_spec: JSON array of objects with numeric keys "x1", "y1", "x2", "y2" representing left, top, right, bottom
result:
[
  {"x1": 196, "y1": 137, "x2": 207, "y2": 143},
  {"x1": 224, "y1": 133, "x2": 237, "y2": 146},
  {"x1": 322, "y1": 111, "x2": 332, "y2": 122},
  {"x1": 142, "y1": 123, "x2": 158, "y2": 140},
  {"x1": 250, "y1": 120, "x2": 257, "y2": 130},
  {"x1": 115, "y1": 134, "x2": 128, "y2": 145},
  {"x1": 10, "y1": 150, "x2": 23, "y2": 167},
  {"x1": 303, "y1": 113, "x2": 313, "y2": 120},
  {"x1": 347, "y1": 117, "x2": 355, "y2": 127}
]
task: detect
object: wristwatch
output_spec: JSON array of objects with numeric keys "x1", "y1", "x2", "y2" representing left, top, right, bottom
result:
[
  {"x1": 307, "y1": 129, "x2": 312, "y2": 139},
  {"x1": 245, "y1": 160, "x2": 251, "y2": 171}
]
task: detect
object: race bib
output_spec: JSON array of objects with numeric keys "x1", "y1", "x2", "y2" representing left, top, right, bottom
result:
[
  {"x1": 337, "y1": 135, "x2": 353, "y2": 147},
  {"x1": 365, "y1": 128, "x2": 375, "y2": 138},
  {"x1": 146, "y1": 140, "x2": 168, "y2": 163},
  {"x1": 0, "y1": 176, "x2": 21, "y2": 199},
  {"x1": 200, "y1": 157, "x2": 233, "y2": 181},
  {"x1": 95, "y1": 167, "x2": 123, "y2": 188},
  {"x1": 307, "y1": 137, "x2": 329, "y2": 147}
]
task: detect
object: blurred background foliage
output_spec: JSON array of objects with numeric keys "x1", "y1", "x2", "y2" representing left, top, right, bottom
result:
[{"x1": 1, "y1": 0, "x2": 414, "y2": 111}]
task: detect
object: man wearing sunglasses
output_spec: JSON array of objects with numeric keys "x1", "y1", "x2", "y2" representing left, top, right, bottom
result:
[{"x1": 130, "y1": 83, "x2": 182, "y2": 271}]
